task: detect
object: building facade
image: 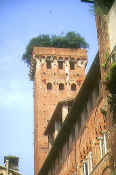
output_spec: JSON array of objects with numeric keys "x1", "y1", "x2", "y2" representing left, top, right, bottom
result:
[
  {"x1": 30, "y1": 47, "x2": 87, "y2": 175},
  {"x1": 31, "y1": 1, "x2": 116, "y2": 175},
  {"x1": 0, "y1": 156, "x2": 22, "y2": 175}
]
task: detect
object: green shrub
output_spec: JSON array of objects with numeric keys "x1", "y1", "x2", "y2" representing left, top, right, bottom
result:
[
  {"x1": 105, "y1": 62, "x2": 116, "y2": 93},
  {"x1": 81, "y1": 0, "x2": 114, "y2": 15},
  {"x1": 94, "y1": 0, "x2": 114, "y2": 15},
  {"x1": 22, "y1": 32, "x2": 89, "y2": 66}
]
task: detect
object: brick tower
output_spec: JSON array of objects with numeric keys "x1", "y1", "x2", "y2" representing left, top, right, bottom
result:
[{"x1": 30, "y1": 47, "x2": 87, "y2": 175}]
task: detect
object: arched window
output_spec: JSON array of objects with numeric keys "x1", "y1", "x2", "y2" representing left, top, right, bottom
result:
[
  {"x1": 47, "y1": 83, "x2": 52, "y2": 90},
  {"x1": 59, "y1": 83, "x2": 64, "y2": 90},
  {"x1": 71, "y1": 83, "x2": 76, "y2": 91}
]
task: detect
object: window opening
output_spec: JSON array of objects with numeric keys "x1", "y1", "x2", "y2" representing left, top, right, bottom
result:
[
  {"x1": 70, "y1": 61, "x2": 75, "y2": 70},
  {"x1": 58, "y1": 61, "x2": 63, "y2": 69},
  {"x1": 77, "y1": 73, "x2": 80, "y2": 76},
  {"x1": 59, "y1": 83, "x2": 64, "y2": 90},
  {"x1": 71, "y1": 83, "x2": 76, "y2": 91},
  {"x1": 47, "y1": 83, "x2": 52, "y2": 90},
  {"x1": 46, "y1": 60, "x2": 51, "y2": 69},
  {"x1": 98, "y1": 133, "x2": 107, "y2": 159}
]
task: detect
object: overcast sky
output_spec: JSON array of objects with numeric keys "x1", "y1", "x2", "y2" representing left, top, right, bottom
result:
[{"x1": 0, "y1": 1, "x2": 98, "y2": 175}]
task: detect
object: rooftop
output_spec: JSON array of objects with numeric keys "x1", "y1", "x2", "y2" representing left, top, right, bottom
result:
[{"x1": 0, "y1": 165, "x2": 21, "y2": 175}]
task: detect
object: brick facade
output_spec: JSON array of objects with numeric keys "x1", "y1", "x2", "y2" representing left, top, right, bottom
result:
[
  {"x1": 36, "y1": 49, "x2": 115, "y2": 175},
  {"x1": 32, "y1": 47, "x2": 87, "y2": 175},
  {"x1": 31, "y1": 1, "x2": 116, "y2": 175}
]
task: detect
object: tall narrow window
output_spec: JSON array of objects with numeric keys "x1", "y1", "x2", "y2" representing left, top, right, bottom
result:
[
  {"x1": 99, "y1": 137, "x2": 103, "y2": 159},
  {"x1": 98, "y1": 133, "x2": 107, "y2": 159},
  {"x1": 47, "y1": 83, "x2": 52, "y2": 90},
  {"x1": 58, "y1": 61, "x2": 63, "y2": 69},
  {"x1": 71, "y1": 83, "x2": 76, "y2": 91},
  {"x1": 97, "y1": 136, "x2": 104, "y2": 159},
  {"x1": 46, "y1": 60, "x2": 51, "y2": 69},
  {"x1": 59, "y1": 83, "x2": 64, "y2": 90},
  {"x1": 70, "y1": 61, "x2": 75, "y2": 70}
]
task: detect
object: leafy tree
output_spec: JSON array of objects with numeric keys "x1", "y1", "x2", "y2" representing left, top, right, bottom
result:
[
  {"x1": 81, "y1": 0, "x2": 114, "y2": 15},
  {"x1": 22, "y1": 32, "x2": 89, "y2": 66}
]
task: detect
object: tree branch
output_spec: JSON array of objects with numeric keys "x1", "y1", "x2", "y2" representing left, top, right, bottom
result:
[{"x1": 81, "y1": 0, "x2": 94, "y2": 4}]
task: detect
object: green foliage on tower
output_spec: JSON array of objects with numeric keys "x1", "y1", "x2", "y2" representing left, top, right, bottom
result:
[
  {"x1": 81, "y1": 0, "x2": 114, "y2": 15},
  {"x1": 22, "y1": 32, "x2": 89, "y2": 66}
]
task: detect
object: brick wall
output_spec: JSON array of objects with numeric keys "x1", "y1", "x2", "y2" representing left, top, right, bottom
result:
[
  {"x1": 32, "y1": 1, "x2": 116, "y2": 175},
  {"x1": 34, "y1": 2, "x2": 116, "y2": 175},
  {"x1": 33, "y1": 47, "x2": 87, "y2": 175},
  {"x1": 45, "y1": 86, "x2": 112, "y2": 175},
  {"x1": 41, "y1": 59, "x2": 115, "y2": 175}
]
